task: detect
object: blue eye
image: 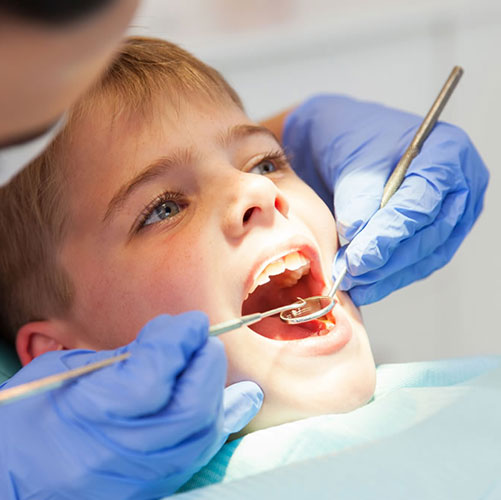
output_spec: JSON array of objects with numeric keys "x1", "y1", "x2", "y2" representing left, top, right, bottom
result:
[
  {"x1": 143, "y1": 199, "x2": 181, "y2": 226},
  {"x1": 249, "y1": 159, "x2": 277, "y2": 175}
]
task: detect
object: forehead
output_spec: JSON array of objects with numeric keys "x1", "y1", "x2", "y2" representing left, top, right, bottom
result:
[
  {"x1": 68, "y1": 91, "x2": 252, "y2": 171},
  {"x1": 60, "y1": 93, "x2": 264, "y2": 216}
]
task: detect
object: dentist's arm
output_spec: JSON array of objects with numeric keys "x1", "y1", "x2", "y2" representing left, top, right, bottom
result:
[
  {"x1": 0, "y1": 312, "x2": 263, "y2": 499},
  {"x1": 264, "y1": 94, "x2": 488, "y2": 305}
]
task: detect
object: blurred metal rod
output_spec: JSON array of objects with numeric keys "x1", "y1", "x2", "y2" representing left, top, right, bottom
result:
[
  {"x1": 380, "y1": 65, "x2": 464, "y2": 208},
  {"x1": 0, "y1": 352, "x2": 130, "y2": 406}
]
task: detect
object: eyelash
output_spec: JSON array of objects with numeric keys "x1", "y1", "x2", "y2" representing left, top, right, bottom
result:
[
  {"x1": 134, "y1": 150, "x2": 291, "y2": 232},
  {"x1": 247, "y1": 150, "x2": 290, "y2": 175},
  {"x1": 135, "y1": 190, "x2": 186, "y2": 232}
]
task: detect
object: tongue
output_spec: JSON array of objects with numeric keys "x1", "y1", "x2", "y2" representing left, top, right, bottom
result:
[{"x1": 250, "y1": 315, "x2": 334, "y2": 341}]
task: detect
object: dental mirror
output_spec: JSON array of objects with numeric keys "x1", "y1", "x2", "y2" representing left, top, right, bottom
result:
[
  {"x1": 279, "y1": 295, "x2": 336, "y2": 324},
  {"x1": 279, "y1": 267, "x2": 346, "y2": 324}
]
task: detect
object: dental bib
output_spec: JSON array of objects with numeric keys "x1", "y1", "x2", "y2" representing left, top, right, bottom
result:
[{"x1": 175, "y1": 356, "x2": 501, "y2": 497}]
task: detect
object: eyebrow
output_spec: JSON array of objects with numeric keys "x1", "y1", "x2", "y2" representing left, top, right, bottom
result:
[
  {"x1": 216, "y1": 124, "x2": 280, "y2": 148},
  {"x1": 103, "y1": 124, "x2": 280, "y2": 223},
  {"x1": 103, "y1": 148, "x2": 193, "y2": 223}
]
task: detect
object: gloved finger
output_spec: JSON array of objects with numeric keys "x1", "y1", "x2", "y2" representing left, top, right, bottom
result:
[
  {"x1": 151, "y1": 337, "x2": 227, "y2": 444},
  {"x1": 58, "y1": 311, "x2": 211, "y2": 418},
  {"x1": 145, "y1": 380, "x2": 264, "y2": 477},
  {"x1": 348, "y1": 213, "x2": 472, "y2": 305},
  {"x1": 333, "y1": 120, "x2": 422, "y2": 241},
  {"x1": 126, "y1": 340, "x2": 229, "y2": 477},
  {"x1": 343, "y1": 120, "x2": 476, "y2": 276},
  {"x1": 334, "y1": 155, "x2": 397, "y2": 241},
  {"x1": 336, "y1": 186, "x2": 468, "y2": 287},
  {"x1": 151, "y1": 380, "x2": 264, "y2": 476},
  {"x1": 343, "y1": 172, "x2": 466, "y2": 277},
  {"x1": 222, "y1": 381, "x2": 264, "y2": 435},
  {"x1": 155, "y1": 381, "x2": 265, "y2": 479},
  {"x1": 89, "y1": 337, "x2": 227, "y2": 453}
]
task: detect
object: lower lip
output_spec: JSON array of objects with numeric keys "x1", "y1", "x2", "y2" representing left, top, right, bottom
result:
[
  {"x1": 288, "y1": 305, "x2": 352, "y2": 356},
  {"x1": 251, "y1": 304, "x2": 353, "y2": 357}
]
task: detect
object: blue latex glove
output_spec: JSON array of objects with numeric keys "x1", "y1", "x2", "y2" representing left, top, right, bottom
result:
[
  {"x1": 0, "y1": 312, "x2": 263, "y2": 499},
  {"x1": 283, "y1": 94, "x2": 488, "y2": 305}
]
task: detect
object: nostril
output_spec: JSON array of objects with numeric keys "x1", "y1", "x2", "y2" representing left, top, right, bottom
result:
[{"x1": 243, "y1": 207, "x2": 254, "y2": 223}]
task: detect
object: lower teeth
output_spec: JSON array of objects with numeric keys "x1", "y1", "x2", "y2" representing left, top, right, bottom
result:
[{"x1": 315, "y1": 320, "x2": 335, "y2": 336}]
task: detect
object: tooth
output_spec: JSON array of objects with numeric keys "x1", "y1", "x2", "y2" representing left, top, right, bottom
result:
[
  {"x1": 287, "y1": 269, "x2": 302, "y2": 280},
  {"x1": 246, "y1": 252, "x2": 313, "y2": 300},
  {"x1": 297, "y1": 253, "x2": 309, "y2": 266},
  {"x1": 299, "y1": 262, "x2": 310, "y2": 275},
  {"x1": 266, "y1": 258, "x2": 286, "y2": 276},
  {"x1": 247, "y1": 281, "x2": 259, "y2": 296},
  {"x1": 247, "y1": 271, "x2": 271, "y2": 296},
  {"x1": 284, "y1": 252, "x2": 303, "y2": 271},
  {"x1": 257, "y1": 273, "x2": 271, "y2": 286},
  {"x1": 281, "y1": 275, "x2": 300, "y2": 287}
]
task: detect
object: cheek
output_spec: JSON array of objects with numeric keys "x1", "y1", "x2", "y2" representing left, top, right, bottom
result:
[
  {"x1": 289, "y1": 183, "x2": 339, "y2": 254},
  {"x1": 130, "y1": 235, "x2": 213, "y2": 314},
  {"x1": 66, "y1": 230, "x2": 217, "y2": 348},
  {"x1": 124, "y1": 220, "x2": 236, "y2": 323}
]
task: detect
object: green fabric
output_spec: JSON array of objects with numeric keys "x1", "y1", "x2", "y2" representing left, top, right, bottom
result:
[{"x1": 0, "y1": 339, "x2": 21, "y2": 384}]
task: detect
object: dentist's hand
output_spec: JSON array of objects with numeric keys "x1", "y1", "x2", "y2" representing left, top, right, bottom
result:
[
  {"x1": 283, "y1": 94, "x2": 488, "y2": 305},
  {"x1": 0, "y1": 312, "x2": 263, "y2": 499}
]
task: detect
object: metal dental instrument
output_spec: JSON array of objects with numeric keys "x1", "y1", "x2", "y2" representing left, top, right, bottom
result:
[
  {"x1": 280, "y1": 274, "x2": 344, "y2": 325},
  {"x1": 0, "y1": 352, "x2": 130, "y2": 407},
  {"x1": 209, "y1": 298, "x2": 306, "y2": 336},
  {"x1": 1, "y1": 300, "x2": 307, "y2": 405},
  {"x1": 280, "y1": 65, "x2": 464, "y2": 325},
  {"x1": 279, "y1": 294, "x2": 336, "y2": 324}
]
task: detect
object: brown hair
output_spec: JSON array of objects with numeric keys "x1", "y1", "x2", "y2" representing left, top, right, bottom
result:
[{"x1": 0, "y1": 36, "x2": 243, "y2": 342}]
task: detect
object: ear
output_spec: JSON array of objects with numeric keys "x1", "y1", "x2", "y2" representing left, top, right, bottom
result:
[{"x1": 16, "y1": 321, "x2": 67, "y2": 366}]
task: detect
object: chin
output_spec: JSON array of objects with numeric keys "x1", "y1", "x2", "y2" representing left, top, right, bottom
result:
[{"x1": 239, "y1": 363, "x2": 377, "y2": 435}]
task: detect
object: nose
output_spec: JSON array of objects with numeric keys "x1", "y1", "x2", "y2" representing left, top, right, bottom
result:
[{"x1": 222, "y1": 173, "x2": 289, "y2": 239}]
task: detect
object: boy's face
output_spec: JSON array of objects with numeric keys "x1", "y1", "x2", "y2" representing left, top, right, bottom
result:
[{"x1": 57, "y1": 94, "x2": 375, "y2": 430}]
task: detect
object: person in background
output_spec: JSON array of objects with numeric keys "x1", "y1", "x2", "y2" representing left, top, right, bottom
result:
[{"x1": 0, "y1": 1, "x2": 488, "y2": 499}]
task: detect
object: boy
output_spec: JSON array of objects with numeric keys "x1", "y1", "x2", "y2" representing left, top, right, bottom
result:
[{"x1": 0, "y1": 36, "x2": 375, "y2": 433}]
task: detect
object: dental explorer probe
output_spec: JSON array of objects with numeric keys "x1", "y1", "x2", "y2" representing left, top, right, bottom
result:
[
  {"x1": 208, "y1": 299, "x2": 306, "y2": 336},
  {"x1": 0, "y1": 353, "x2": 131, "y2": 406},
  {"x1": 0, "y1": 300, "x2": 307, "y2": 405},
  {"x1": 280, "y1": 65, "x2": 464, "y2": 324}
]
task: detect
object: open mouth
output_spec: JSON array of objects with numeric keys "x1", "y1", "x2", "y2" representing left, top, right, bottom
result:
[{"x1": 241, "y1": 249, "x2": 336, "y2": 341}]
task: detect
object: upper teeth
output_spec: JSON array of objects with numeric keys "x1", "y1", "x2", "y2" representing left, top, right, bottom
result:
[{"x1": 247, "y1": 251, "x2": 310, "y2": 297}]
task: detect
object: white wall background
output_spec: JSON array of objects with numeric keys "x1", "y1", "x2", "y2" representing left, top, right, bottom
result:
[{"x1": 129, "y1": 0, "x2": 501, "y2": 364}]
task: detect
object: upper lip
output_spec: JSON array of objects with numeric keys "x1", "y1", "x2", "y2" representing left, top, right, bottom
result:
[{"x1": 242, "y1": 236, "x2": 327, "y2": 303}]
